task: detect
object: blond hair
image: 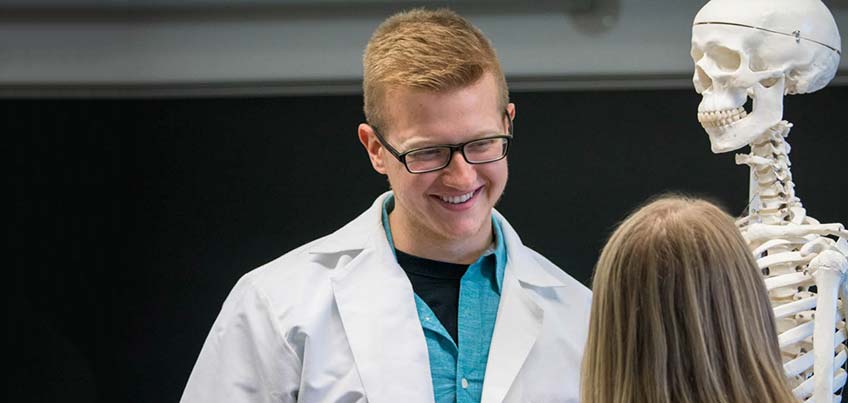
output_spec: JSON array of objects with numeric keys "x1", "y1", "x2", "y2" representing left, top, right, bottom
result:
[
  {"x1": 581, "y1": 195, "x2": 796, "y2": 403},
  {"x1": 362, "y1": 8, "x2": 508, "y2": 130}
]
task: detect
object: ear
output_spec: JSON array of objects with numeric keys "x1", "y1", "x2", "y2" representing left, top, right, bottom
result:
[
  {"x1": 358, "y1": 123, "x2": 387, "y2": 175},
  {"x1": 507, "y1": 102, "x2": 516, "y2": 122}
]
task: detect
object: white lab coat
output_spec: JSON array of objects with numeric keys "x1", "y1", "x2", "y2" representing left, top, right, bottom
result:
[{"x1": 181, "y1": 192, "x2": 592, "y2": 403}]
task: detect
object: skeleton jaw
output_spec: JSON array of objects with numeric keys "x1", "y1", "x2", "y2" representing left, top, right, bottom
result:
[{"x1": 697, "y1": 77, "x2": 785, "y2": 153}]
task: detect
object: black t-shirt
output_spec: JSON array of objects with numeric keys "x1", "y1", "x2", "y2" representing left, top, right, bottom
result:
[{"x1": 395, "y1": 249, "x2": 468, "y2": 343}]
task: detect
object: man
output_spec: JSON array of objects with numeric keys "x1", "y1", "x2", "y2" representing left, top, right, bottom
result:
[{"x1": 182, "y1": 8, "x2": 591, "y2": 403}]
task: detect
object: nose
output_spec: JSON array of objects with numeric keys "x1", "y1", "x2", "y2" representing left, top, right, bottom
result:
[{"x1": 441, "y1": 150, "x2": 477, "y2": 188}]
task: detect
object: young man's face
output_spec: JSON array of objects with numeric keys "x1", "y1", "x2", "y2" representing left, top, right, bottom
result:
[{"x1": 361, "y1": 72, "x2": 513, "y2": 249}]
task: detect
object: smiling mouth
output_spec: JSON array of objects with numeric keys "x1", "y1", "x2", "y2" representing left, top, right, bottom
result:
[
  {"x1": 436, "y1": 187, "x2": 481, "y2": 205},
  {"x1": 697, "y1": 106, "x2": 748, "y2": 129}
]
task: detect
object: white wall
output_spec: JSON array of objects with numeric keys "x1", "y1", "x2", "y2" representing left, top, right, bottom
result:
[{"x1": 0, "y1": 0, "x2": 845, "y2": 96}]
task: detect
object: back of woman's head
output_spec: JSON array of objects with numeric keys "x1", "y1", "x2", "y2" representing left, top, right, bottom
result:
[{"x1": 581, "y1": 195, "x2": 795, "y2": 403}]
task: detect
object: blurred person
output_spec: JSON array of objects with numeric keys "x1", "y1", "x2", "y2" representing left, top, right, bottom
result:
[{"x1": 581, "y1": 195, "x2": 796, "y2": 403}]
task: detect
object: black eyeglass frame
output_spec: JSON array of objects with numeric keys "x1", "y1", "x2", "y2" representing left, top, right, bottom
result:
[{"x1": 369, "y1": 110, "x2": 514, "y2": 174}]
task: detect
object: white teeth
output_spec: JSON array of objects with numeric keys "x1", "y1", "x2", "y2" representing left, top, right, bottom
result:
[
  {"x1": 440, "y1": 190, "x2": 474, "y2": 204},
  {"x1": 697, "y1": 106, "x2": 748, "y2": 128}
]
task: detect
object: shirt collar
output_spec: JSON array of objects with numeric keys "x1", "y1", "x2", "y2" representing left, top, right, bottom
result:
[{"x1": 381, "y1": 193, "x2": 507, "y2": 291}]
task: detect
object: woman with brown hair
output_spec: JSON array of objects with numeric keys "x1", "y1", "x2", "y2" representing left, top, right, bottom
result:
[{"x1": 581, "y1": 195, "x2": 796, "y2": 403}]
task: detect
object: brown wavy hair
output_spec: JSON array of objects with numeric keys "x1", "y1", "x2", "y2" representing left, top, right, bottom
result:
[{"x1": 581, "y1": 195, "x2": 796, "y2": 403}]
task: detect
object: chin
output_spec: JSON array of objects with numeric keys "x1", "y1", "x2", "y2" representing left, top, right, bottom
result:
[{"x1": 439, "y1": 217, "x2": 488, "y2": 240}]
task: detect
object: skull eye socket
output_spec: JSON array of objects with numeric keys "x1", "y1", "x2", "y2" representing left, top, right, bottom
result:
[
  {"x1": 709, "y1": 46, "x2": 741, "y2": 72},
  {"x1": 749, "y1": 54, "x2": 768, "y2": 72},
  {"x1": 691, "y1": 45, "x2": 704, "y2": 62}
]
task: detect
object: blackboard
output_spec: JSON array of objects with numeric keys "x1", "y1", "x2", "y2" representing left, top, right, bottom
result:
[{"x1": 8, "y1": 85, "x2": 846, "y2": 402}]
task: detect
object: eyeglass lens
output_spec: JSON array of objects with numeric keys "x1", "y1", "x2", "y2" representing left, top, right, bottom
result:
[{"x1": 405, "y1": 137, "x2": 508, "y2": 172}]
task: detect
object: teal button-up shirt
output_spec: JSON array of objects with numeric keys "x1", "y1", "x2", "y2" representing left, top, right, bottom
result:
[{"x1": 382, "y1": 195, "x2": 507, "y2": 403}]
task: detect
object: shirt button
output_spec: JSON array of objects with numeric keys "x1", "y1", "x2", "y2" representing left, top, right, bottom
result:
[{"x1": 461, "y1": 378, "x2": 469, "y2": 389}]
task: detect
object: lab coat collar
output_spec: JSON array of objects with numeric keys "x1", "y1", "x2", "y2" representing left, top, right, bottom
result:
[
  {"x1": 493, "y1": 209, "x2": 569, "y2": 288},
  {"x1": 311, "y1": 192, "x2": 568, "y2": 290},
  {"x1": 309, "y1": 192, "x2": 566, "y2": 402},
  {"x1": 307, "y1": 192, "x2": 391, "y2": 255},
  {"x1": 311, "y1": 192, "x2": 434, "y2": 402}
]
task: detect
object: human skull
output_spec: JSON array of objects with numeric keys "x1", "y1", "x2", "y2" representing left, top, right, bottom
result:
[{"x1": 691, "y1": 0, "x2": 841, "y2": 153}]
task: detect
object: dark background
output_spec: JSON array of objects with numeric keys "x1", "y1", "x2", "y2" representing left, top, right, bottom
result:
[{"x1": 9, "y1": 86, "x2": 846, "y2": 402}]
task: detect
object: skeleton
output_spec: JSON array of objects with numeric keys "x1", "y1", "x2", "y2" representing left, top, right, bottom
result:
[{"x1": 690, "y1": 0, "x2": 847, "y2": 401}]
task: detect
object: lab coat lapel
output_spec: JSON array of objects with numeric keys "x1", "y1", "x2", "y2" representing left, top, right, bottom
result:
[
  {"x1": 481, "y1": 264, "x2": 544, "y2": 403},
  {"x1": 481, "y1": 213, "x2": 566, "y2": 403},
  {"x1": 319, "y1": 193, "x2": 434, "y2": 403}
]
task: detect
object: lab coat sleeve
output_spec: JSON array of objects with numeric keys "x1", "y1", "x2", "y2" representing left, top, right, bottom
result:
[{"x1": 181, "y1": 275, "x2": 302, "y2": 403}]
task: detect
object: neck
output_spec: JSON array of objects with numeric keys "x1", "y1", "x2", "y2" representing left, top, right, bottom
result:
[
  {"x1": 735, "y1": 120, "x2": 806, "y2": 225},
  {"x1": 389, "y1": 211, "x2": 493, "y2": 265}
]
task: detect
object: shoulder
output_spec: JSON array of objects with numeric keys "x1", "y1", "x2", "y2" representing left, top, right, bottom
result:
[
  {"x1": 231, "y1": 235, "x2": 348, "y2": 316},
  {"x1": 233, "y1": 194, "x2": 389, "y2": 310},
  {"x1": 495, "y1": 212, "x2": 592, "y2": 322},
  {"x1": 221, "y1": 194, "x2": 390, "y2": 329},
  {"x1": 517, "y1": 245, "x2": 592, "y2": 304},
  {"x1": 495, "y1": 212, "x2": 591, "y2": 297},
  {"x1": 245, "y1": 236, "x2": 332, "y2": 285}
]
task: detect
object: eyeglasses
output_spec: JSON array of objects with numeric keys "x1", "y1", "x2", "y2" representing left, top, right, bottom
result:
[{"x1": 370, "y1": 111, "x2": 513, "y2": 174}]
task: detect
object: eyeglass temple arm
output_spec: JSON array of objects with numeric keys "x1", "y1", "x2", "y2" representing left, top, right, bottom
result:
[{"x1": 370, "y1": 125, "x2": 404, "y2": 159}]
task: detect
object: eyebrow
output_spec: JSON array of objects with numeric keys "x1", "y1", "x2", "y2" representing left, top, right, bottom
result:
[{"x1": 400, "y1": 129, "x2": 505, "y2": 150}]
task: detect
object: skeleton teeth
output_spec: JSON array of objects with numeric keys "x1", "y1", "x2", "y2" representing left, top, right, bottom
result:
[
  {"x1": 697, "y1": 106, "x2": 748, "y2": 128},
  {"x1": 440, "y1": 191, "x2": 474, "y2": 204}
]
